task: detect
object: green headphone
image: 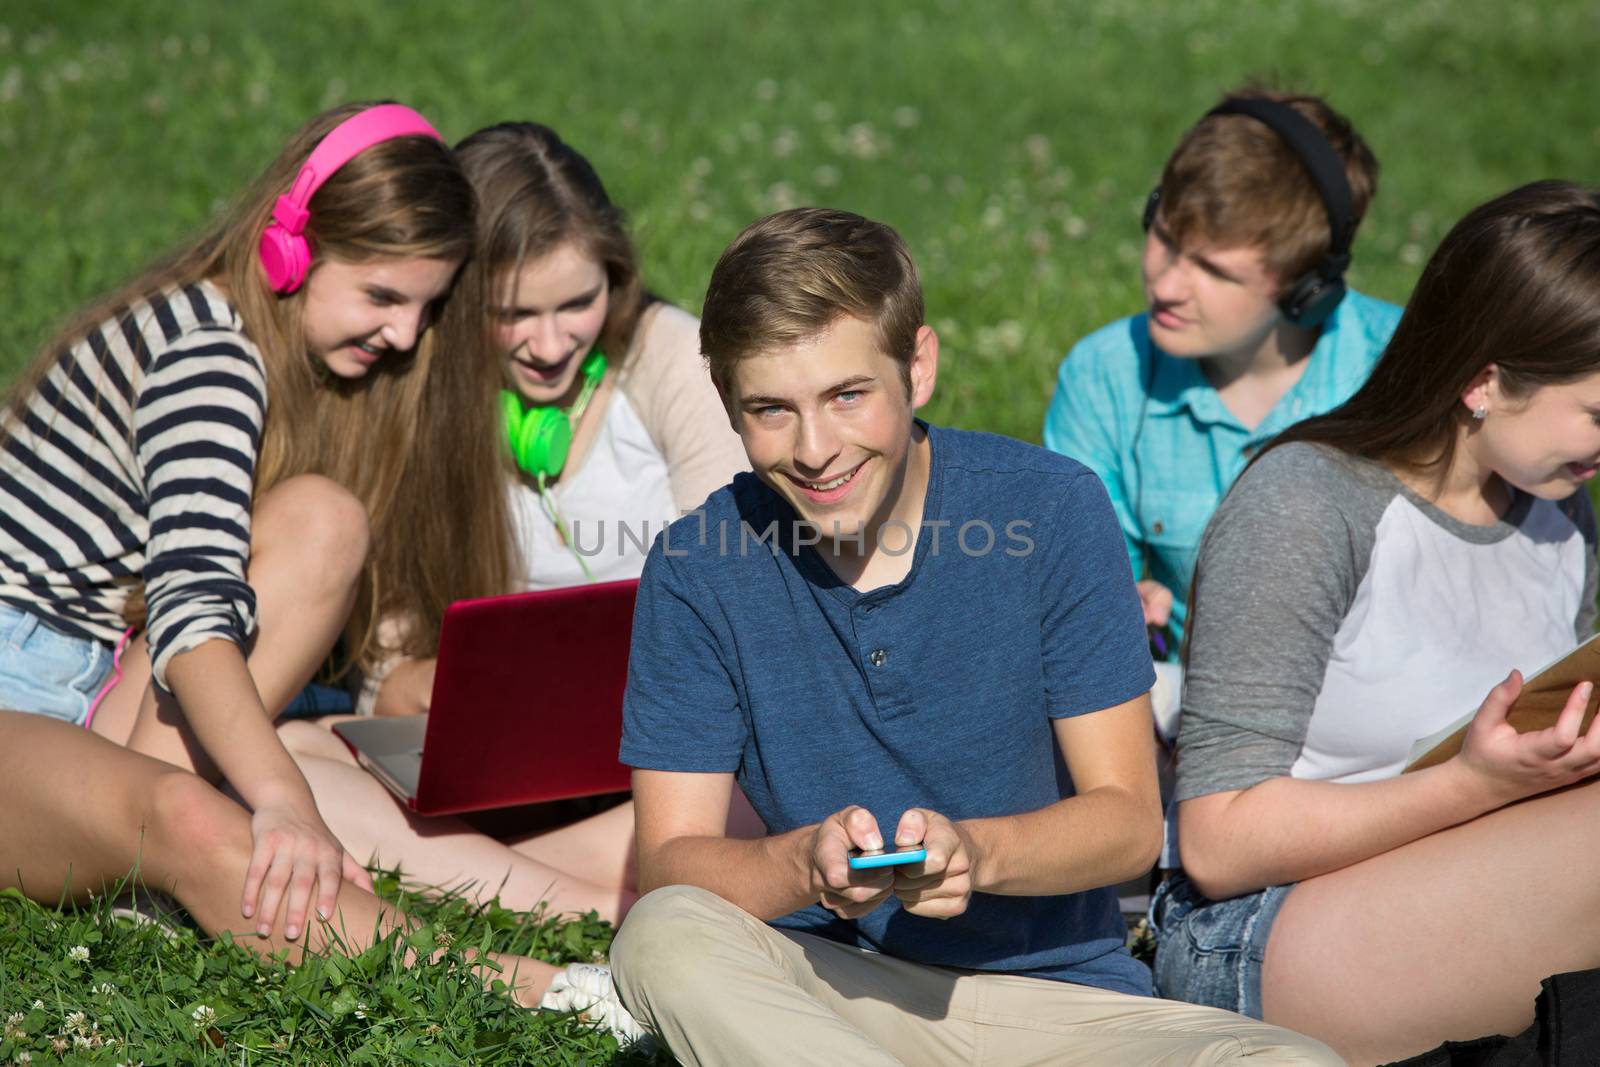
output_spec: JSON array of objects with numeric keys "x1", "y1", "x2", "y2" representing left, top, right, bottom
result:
[{"x1": 501, "y1": 350, "x2": 608, "y2": 480}]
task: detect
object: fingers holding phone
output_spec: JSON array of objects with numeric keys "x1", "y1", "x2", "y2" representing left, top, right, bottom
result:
[
  {"x1": 889, "y1": 807, "x2": 977, "y2": 920},
  {"x1": 811, "y1": 805, "x2": 895, "y2": 920}
]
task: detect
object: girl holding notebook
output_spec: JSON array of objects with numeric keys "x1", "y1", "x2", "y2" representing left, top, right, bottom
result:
[
  {"x1": 0, "y1": 102, "x2": 571, "y2": 1006},
  {"x1": 1155, "y1": 181, "x2": 1600, "y2": 1064}
]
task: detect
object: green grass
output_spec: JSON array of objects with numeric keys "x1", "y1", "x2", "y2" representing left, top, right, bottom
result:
[
  {"x1": 6, "y1": 0, "x2": 1600, "y2": 442},
  {"x1": 3, "y1": 1, "x2": 1597, "y2": 1062},
  {"x1": 0, "y1": 874, "x2": 665, "y2": 1066}
]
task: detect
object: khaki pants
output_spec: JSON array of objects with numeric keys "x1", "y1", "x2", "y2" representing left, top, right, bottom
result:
[{"x1": 611, "y1": 886, "x2": 1340, "y2": 1066}]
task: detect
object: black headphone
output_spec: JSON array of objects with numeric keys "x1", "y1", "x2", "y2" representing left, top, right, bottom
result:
[{"x1": 1142, "y1": 97, "x2": 1357, "y2": 330}]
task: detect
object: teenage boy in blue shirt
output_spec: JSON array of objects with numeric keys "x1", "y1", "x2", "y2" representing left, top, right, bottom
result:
[
  {"x1": 609, "y1": 208, "x2": 1337, "y2": 1065},
  {"x1": 1043, "y1": 89, "x2": 1401, "y2": 740}
]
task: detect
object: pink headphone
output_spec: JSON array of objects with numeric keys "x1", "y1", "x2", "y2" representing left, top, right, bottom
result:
[{"x1": 258, "y1": 103, "x2": 444, "y2": 294}]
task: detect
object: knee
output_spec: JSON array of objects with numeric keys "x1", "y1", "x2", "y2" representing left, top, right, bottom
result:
[
  {"x1": 611, "y1": 885, "x2": 731, "y2": 1005},
  {"x1": 143, "y1": 770, "x2": 247, "y2": 870},
  {"x1": 252, "y1": 474, "x2": 370, "y2": 592}
]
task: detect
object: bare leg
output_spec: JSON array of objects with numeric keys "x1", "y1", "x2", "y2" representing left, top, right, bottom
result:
[
  {"x1": 279, "y1": 720, "x2": 765, "y2": 924},
  {"x1": 505, "y1": 781, "x2": 766, "y2": 888},
  {"x1": 1260, "y1": 776, "x2": 1600, "y2": 1065},
  {"x1": 91, "y1": 474, "x2": 368, "y2": 775},
  {"x1": 0, "y1": 711, "x2": 559, "y2": 1002},
  {"x1": 279, "y1": 720, "x2": 634, "y2": 922}
]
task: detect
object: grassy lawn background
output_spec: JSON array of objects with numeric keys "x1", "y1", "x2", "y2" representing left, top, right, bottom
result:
[{"x1": 1, "y1": 1, "x2": 1596, "y2": 1062}]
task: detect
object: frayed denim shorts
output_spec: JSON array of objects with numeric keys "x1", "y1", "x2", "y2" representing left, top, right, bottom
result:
[
  {"x1": 1148, "y1": 870, "x2": 1294, "y2": 1020},
  {"x1": 0, "y1": 602, "x2": 114, "y2": 727}
]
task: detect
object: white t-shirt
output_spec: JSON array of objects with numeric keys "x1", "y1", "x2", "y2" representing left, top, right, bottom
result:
[
  {"x1": 508, "y1": 302, "x2": 748, "y2": 590},
  {"x1": 1177, "y1": 442, "x2": 1598, "y2": 802}
]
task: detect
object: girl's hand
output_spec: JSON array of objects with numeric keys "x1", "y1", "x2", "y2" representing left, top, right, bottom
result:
[
  {"x1": 240, "y1": 804, "x2": 374, "y2": 940},
  {"x1": 374, "y1": 657, "x2": 435, "y2": 717},
  {"x1": 1457, "y1": 670, "x2": 1600, "y2": 806}
]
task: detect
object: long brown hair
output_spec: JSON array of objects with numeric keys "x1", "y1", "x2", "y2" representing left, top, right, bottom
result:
[
  {"x1": 441, "y1": 122, "x2": 651, "y2": 379},
  {"x1": 5, "y1": 101, "x2": 515, "y2": 667},
  {"x1": 1263, "y1": 181, "x2": 1600, "y2": 480}
]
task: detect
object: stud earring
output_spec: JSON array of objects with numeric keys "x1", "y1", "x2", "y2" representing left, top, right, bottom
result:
[{"x1": 1472, "y1": 405, "x2": 1488, "y2": 421}]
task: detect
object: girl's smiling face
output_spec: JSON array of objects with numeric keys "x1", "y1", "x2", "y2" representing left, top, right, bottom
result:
[
  {"x1": 301, "y1": 255, "x2": 460, "y2": 378},
  {"x1": 496, "y1": 242, "x2": 610, "y2": 406}
]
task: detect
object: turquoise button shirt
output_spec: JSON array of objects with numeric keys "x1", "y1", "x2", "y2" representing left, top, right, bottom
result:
[{"x1": 1042, "y1": 291, "x2": 1401, "y2": 653}]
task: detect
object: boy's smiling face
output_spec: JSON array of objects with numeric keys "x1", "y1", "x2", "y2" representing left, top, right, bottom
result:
[{"x1": 727, "y1": 315, "x2": 937, "y2": 555}]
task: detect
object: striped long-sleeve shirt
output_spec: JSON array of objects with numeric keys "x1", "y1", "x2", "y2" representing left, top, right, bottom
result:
[{"x1": 0, "y1": 279, "x2": 266, "y2": 689}]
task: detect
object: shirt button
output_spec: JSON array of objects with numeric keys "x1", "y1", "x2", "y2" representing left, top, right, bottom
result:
[
  {"x1": 869, "y1": 649, "x2": 887, "y2": 667},
  {"x1": 1151, "y1": 520, "x2": 1165, "y2": 535}
]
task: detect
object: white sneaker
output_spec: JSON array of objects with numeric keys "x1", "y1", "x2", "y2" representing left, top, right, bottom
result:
[
  {"x1": 108, "y1": 889, "x2": 188, "y2": 939},
  {"x1": 539, "y1": 962, "x2": 653, "y2": 1050}
]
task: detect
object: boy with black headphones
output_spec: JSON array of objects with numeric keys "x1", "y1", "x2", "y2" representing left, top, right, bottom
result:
[{"x1": 1043, "y1": 87, "x2": 1400, "y2": 749}]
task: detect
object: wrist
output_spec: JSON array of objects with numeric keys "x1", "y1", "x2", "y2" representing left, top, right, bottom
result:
[
  {"x1": 1436, "y1": 754, "x2": 1520, "y2": 817},
  {"x1": 783, "y1": 825, "x2": 823, "y2": 899},
  {"x1": 955, "y1": 818, "x2": 996, "y2": 892},
  {"x1": 242, "y1": 771, "x2": 319, "y2": 816}
]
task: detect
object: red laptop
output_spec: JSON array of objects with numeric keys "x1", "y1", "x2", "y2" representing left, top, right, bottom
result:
[{"x1": 333, "y1": 578, "x2": 637, "y2": 816}]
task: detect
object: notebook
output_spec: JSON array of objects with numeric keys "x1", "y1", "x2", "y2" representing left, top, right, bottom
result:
[
  {"x1": 333, "y1": 578, "x2": 638, "y2": 815},
  {"x1": 1404, "y1": 632, "x2": 1600, "y2": 772}
]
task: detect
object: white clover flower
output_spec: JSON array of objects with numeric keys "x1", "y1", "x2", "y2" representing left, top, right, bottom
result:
[
  {"x1": 95, "y1": 982, "x2": 116, "y2": 996},
  {"x1": 64, "y1": 1010, "x2": 88, "y2": 1034},
  {"x1": 354, "y1": 1002, "x2": 368, "y2": 1019},
  {"x1": 191, "y1": 1004, "x2": 216, "y2": 1027},
  {"x1": 68, "y1": 944, "x2": 90, "y2": 962},
  {"x1": 31, "y1": 999, "x2": 43, "y2": 1010},
  {"x1": 16, "y1": 1051, "x2": 33, "y2": 1064}
]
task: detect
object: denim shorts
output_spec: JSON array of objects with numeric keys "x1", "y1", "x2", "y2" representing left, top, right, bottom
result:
[
  {"x1": 0, "y1": 602, "x2": 114, "y2": 727},
  {"x1": 1148, "y1": 871, "x2": 1294, "y2": 1020}
]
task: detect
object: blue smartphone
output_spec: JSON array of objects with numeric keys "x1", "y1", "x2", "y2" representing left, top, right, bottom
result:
[{"x1": 847, "y1": 844, "x2": 927, "y2": 870}]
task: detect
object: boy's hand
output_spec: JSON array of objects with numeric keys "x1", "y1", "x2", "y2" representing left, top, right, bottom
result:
[
  {"x1": 1136, "y1": 579, "x2": 1173, "y2": 628},
  {"x1": 808, "y1": 805, "x2": 894, "y2": 920},
  {"x1": 889, "y1": 808, "x2": 978, "y2": 919}
]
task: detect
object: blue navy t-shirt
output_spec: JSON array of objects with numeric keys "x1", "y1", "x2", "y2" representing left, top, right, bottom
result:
[{"x1": 620, "y1": 423, "x2": 1157, "y2": 994}]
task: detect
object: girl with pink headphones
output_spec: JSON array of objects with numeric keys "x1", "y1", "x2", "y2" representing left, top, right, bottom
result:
[
  {"x1": 275, "y1": 122, "x2": 753, "y2": 1033},
  {"x1": 0, "y1": 102, "x2": 580, "y2": 1010}
]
